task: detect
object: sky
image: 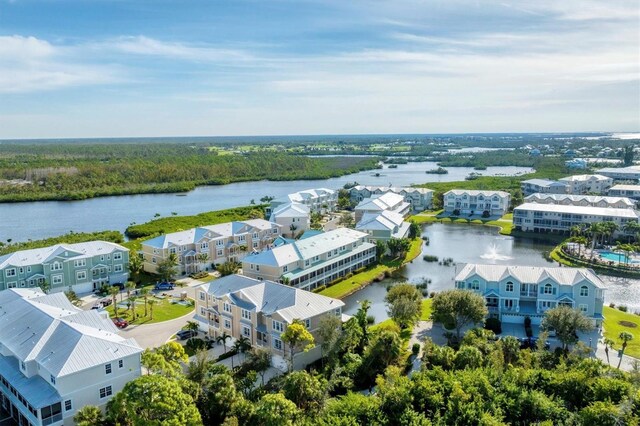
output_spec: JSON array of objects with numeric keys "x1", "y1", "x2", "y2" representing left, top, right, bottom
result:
[{"x1": 0, "y1": 0, "x2": 638, "y2": 139}]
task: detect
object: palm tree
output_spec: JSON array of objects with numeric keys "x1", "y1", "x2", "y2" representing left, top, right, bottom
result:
[
  {"x1": 184, "y1": 321, "x2": 199, "y2": 334},
  {"x1": 618, "y1": 331, "x2": 633, "y2": 369},
  {"x1": 129, "y1": 295, "x2": 138, "y2": 321},
  {"x1": 570, "y1": 225, "x2": 582, "y2": 238},
  {"x1": 196, "y1": 252, "x2": 210, "y2": 272},
  {"x1": 603, "y1": 338, "x2": 615, "y2": 365},
  {"x1": 125, "y1": 281, "x2": 136, "y2": 300},
  {"x1": 140, "y1": 288, "x2": 150, "y2": 317},
  {"x1": 110, "y1": 286, "x2": 120, "y2": 317},
  {"x1": 233, "y1": 336, "x2": 252, "y2": 367},
  {"x1": 624, "y1": 221, "x2": 640, "y2": 243},
  {"x1": 216, "y1": 331, "x2": 232, "y2": 354}
]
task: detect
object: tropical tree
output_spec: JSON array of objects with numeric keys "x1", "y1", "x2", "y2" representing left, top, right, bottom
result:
[
  {"x1": 281, "y1": 370, "x2": 328, "y2": 413},
  {"x1": 618, "y1": 332, "x2": 634, "y2": 369},
  {"x1": 73, "y1": 405, "x2": 103, "y2": 426},
  {"x1": 386, "y1": 237, "x2": 411, "y2": 259},
  {"x1": 39, "y1": 279, "x2": 50, "y2": 294},
  {"x1": 125, "y1": 281, "x2": 136, "y2": 300},
  {"x1": 157, "y1": 253, "x2": 179, "y2": 281},
  {"x1": 184, "y1": 320, "x2": 199, "y2": 334},
  {"x1": 375, "y1": 239, "x2": 387, "y2": 261},
  {"x1": 281, "y1": 319, "x2": 315, "y2": 372},
  {"x1": 129, "y1": 295, "x2": 137, "y2": 320},
  {"x1": 199, "y1": 372, "x2": 240, "y2": 425},
  {"x1": 64, "y1": 289, "x2": 82, "y2": 307},
  {"x1": 147, "y1": 299, "x2": 157, "y2": 320},
  {"x1": 140, "y1": 288, "x2": 150, "y2": 317},
  {"x1": 196, "y1": 252, "x2": 210, "y2": 272},
  {"x1": 110, "y1": 286, "x2": 120, "y2": 317},
  {"x1": 129, "y1": 252, "x2": 143, "y2": 278},
  {"x1": 248, "y1": 348, "x2": 272, "y2": 385},
  {"x1": 253, "y1": 393, "x2": 300, "y2": 426},
  {"x1": 431, "y1": 289, "x2": 488, "y2": 342},
  {"x1": 624, "y1": 221, "x2": 640, "y2": 243},
  {"x1": 233, "y1": 336, "x2": 252, "y2": 366},
  {"x1": 408, "y1": 221, "x2": 421, "y2": 239},
  {"x1": 338, "y1": 212, "x2": 355, "y2": 228},
  {"x1": 384, "y1": 283, "x2": 423, "y2": 329},
  {"x1": 541, "y1": 306, "x2": 594, "y2": 351},
  {"x1": 603, "y1": 338, "x2": 615, "y2": 365},
  {"x1": 354, "y1": 299, "x2": 371, "y2": 350},
  {"x1": 217, "y1": 331, "x2": 232, "y2": 354},
  {"x1": 317, "y1": 313, "x2": 342, "y2": 365}
]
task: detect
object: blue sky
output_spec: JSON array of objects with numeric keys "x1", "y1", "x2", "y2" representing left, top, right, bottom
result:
[{"x1": 0, "y1": 0, "x2": 638, "y2": 138}]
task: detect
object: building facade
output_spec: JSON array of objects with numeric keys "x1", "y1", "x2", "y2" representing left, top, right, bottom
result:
[
  {"x1": 513, "y1": 203, "x2": 639, "y2": 235},
  {"x1": 268, "y1": 202, "x2": 310, "y2": 238},
  {"x1": 0, "y1": 288, "x2": 142, "y2": 426},
  {"x1": 356, "y1": 210, "x2": 410, "y2": 242},
  {"x1": 597, "y1": 165, "x2": 640, "y2": 182},
  {"x1": 455, "y1": 264, "x2": 605, "y2": 326},
  {"x1": 520, "y1": 179, "x2": 569, "y2": 197},
  {"x1": 443, "y1": 190, "x2": 511, "y2": 216},
  {"x1": 354, "y1": 192, "x2": 411, "y2": 222},
  {"x1": 0, "y1": 242, "x2": 129, "y2": 294},
  {"x1": 523, "y1": 193, "x2": 636, "y2": 209},
  {"x1": 349, "y1": 185, "x2": 433, "y2": 212},
  {"x1": 558, "y1": 174, "x2": 613, "y2": 195},
  {"x1": 194, "y1": 275, "x2": 344, "y2": 371},
  {"x1": 242, "y1": 228, "x2": 376, "y2": 291},
  {"x1": 608, "y1": 184, "x2": 640, "y2": 200},
  {"x1": 266, "y1": 188, "x2": 337, "y2": 216}
]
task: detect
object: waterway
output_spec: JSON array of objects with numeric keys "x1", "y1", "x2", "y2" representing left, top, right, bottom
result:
[
  {"x1": 0, "y1": 162, "x2": 532, "y2": 242},
  {"x1": 342, "y1": 223, "x2": 640, "y2": 321}
]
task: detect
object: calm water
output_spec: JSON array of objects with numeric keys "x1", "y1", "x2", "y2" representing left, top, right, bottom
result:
[
  {"x1": 342, "y1": 223, "x2": 640, "y2": 321},
  {"x1": 0, "y1": 162, "x2": 532, "y2": 242}
]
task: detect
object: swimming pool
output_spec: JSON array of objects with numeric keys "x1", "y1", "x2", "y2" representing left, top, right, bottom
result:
[{"x1": 599, "y1": 251, "x2": 639, "y2": 264}]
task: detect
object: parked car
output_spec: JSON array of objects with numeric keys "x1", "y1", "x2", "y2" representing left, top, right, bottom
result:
[
  {"x1": 112, "y1": 317, "x2": 129, "y2": 329},
  {"x1": 519, "y1": 337, "x2": 550, "y2": 350},
  {"x1": 111, "y1": 282, "x2": 125, "y2": 291},
  {"x1": 155, "y1": 282, "x2": 175, "y2": 291},
  {"x1": 176, "y1": 329, "x2": 197, "y2": 340},
  {"x1": 99, "y1": 298, "x2": 112, "y2": 307}
]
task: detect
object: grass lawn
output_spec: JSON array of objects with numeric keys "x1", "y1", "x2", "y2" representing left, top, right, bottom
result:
[
  {"x1": 106, "y1": 296, "x2": 195, "y2": 325},
  {"x1": 420, "y1": 299, "x2": 433, "y2": 321},
  {"x1": 603, "y1": 306, "x2": 640, "y2": 359},
  {"x1": 409, "y1": 212, "x2": 513, "y2": 235}
]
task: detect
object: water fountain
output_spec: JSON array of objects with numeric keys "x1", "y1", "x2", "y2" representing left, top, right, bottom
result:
[{"x1": 480, "y1": 243, "x2": 513, "y2": 261}]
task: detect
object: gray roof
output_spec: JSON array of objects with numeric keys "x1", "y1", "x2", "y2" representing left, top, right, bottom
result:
[
  {"x1": 356, "y1": 210, "x2": 405, "y2": 232},
  {"x1": 523, "y1": 193, "x2": 635, "y2": 207},
  {"x1": 456, "y1": 264, "x2": 606, "y2": 288},
  {"x1": 0, "y1": 288, "x2": 142, "y2": 378},
  {"x1": 355, "y1": 192, "x2": 407, "y2": 211},
  {"x1": 514, "y1": 202, "x2": 639, "y2": 218},
  {"x1": 0, "y1": 241, "x2": 128, "y2": 269},
  {"x1": 269, "y1": 202, "x2": 310, "y2": 220},
  {"x1": 444, "y1": 189, "x2": 510, "y2": 197},
  {"x1": 610, "y1": 184, "x2": 640, "y2": 191},
  {"x1": 559, "y1": 174, "x2": 612, "y2": 182},
  {"x1": 0, "y1": 355, "x2": 61, "y2": 409},
  {"x1": 351, "y1": 185, "x2": 432, "y2": 195},
  {"x1": 200, "y1": 275, "x2": 343, "y2": 323}
]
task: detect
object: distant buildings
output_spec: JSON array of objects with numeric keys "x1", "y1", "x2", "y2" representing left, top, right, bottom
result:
[
  {"x1": 269, "y1": 202, "x2": 310, "y2": 238},
  {"x1": 442, "y1": 190, "x2": 511, "y2": 216},
  {"x1": 354, "y1": 192, "x2": 411, "y2": 222},
  {"x1": 565, "y1": 158, "x2": 587, "y2": 169},
  {"x1": 194, "y1": 274, "x2": 344, "y2": 371},
  {"x1": 356, "y1": 210, "x2": 410, "y2": 242},
  {"x1": 455, "y1": 264, "x2": 605, "y2": 327},
  {"x1": 241, "y1": 228, "x2": 376, "y2": 291},
  {"x1": 349, "y1": 185, "x2": 433, "y2": 212},
  {"x1": 608, "y1": 184, "x2": 640, "y2": 200},
  {"x1": 557, "y1": 174, "x2": 613, "y2": 195},
  {"x1": 141, "y1": 220, "x2": 282, "y2": 275},
  {"x1": 597, "y1": 165, "x2": 640, "y2": 182},
  {"x1": 267, "y1": 188, "x2": 337, "y2": 216},
  {"x1": 521, "y1": 179, "x2": 568, "y2": 197},
  {"x1": 0, "y1": 288, "x2": 142, "y2": 426},
  {"x1": 0, "y1": 241, "x2": 129, "y2": 293},
  {"x1": 513, "y1": 203, "x2": 638, "y2": 235},
  {"x1": 523, "y1": 193, "x2": 636, "y2": 210}
]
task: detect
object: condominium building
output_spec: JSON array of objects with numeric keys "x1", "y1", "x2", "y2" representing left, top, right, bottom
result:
[
  {"x1": 0, "y1": 288, "x2": 142, "y2": 426},
  {"x1": 141, "y1": 220, "x2": 282, "y2": 276},
  {"x1": 354, "y1": 192, "x2": 411, "y2": 222},
  {"x1": 194, "y1": 274, "x2": 344, "y2": 371},
  {"x1": 455, "y1": 264, "x2": 605, "y2": 326},
  {"x1": 349, "y1": 185, "x2": 433, "y2": 212},
  {"x1": 523, "y1": 193, "x2": 636, "y2": 209},
  {"x1": 513, "y1": 203, "x2": 639, "y2": 235},
  {"x1": 356, "y1": 210, "x2": 410, "y2": 242},
  {"x1": 558, "y1": 174, "x2": 613, "y2": 195},
  {"x1": 266, "y1": 188, "x2": 337, "y2": 216},
  {"x1": 443, "y1": 190, "x2": 511, "y2": 216},
  {"x1": 608, "y1": 184, "x2": 640, "y2": 200},
  {"x1": 268, "y1": 202, "x2": 310, "y2": 238},
  {"x1": 521, "y1": 179, "x2": 569, "y2": 197},
  {"x1": 241, "y1": 228, "x2": 376, "y2": 291},
  {"x1": 597, "y1": 165, "x2": 640, "y2": 182},
  {"x1": 0, "y1": 242, "x2": 129, "y2": 294}
]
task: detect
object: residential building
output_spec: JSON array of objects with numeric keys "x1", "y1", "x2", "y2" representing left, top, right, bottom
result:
[
  {"x1": 0, "y1": 288, "x2": 142, "y2": 426},
  {"x1": 558, "y1": 174, "x2": 613, "y2": 195},
  {"x1": 266, "y1": 188, "x2": 337, "y2": 216},
  {"x1": 565, "y1": 158, "x2": 588, "y2": 169},
  {"x1": 0, "y1": 242, "x2": 129, "y2": 294},
  {"x1": 608, "y1": 184, "x2": 640, "y2": 200},
  {"x1": 356, "y1": 210, "x2": 410, "y2": 242},
  {"x1": 455, "y1": 264, "x2": 605, "y2": 326},
  {"x1": 349, "y1": 185, "x2": 433, "y2": 212},
  {"x1": 141, "y1": 220, "x2": 282, "y2": 276},
  {"x1": 354, "y1": 192, "x2": 411, "y2": 222},
  {"x1": 443, "y1": 190, "x2": 511, "y2": 216},
  {"x1": 597, "y1": 165, "x2": 640, "y2": 182},
  {"x1": 523, "y1": 193, "x2": 636, "y2": 209},
  {"x1": 513, "y1": 203, "x2": 639, "y2": 235},
  {"x1": 242, "y1": 228, "x2": 376, "y2": 291},
  {"x1": 194, "y1": 274, "x2": 344, "y2": 370},
  {"x1": 521, "y1": 179, "x2": 569, "y2": 197},
  {"x1": 269, "y1": 202, "x2": 310, "y2": 238}
]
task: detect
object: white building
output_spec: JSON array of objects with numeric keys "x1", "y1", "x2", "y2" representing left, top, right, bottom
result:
[
  {"x1": 521, "y1": 179, "x2": 569, "y2": 197},
  {"x1": 356, "y1": 210, "x2": 410, "y2": 242},
  {"x1": 513, "y1": 203, "x2": 639, "y2": 235},
  {"x1": 354, "y1": 192, "x2": 411, "y2": 222},
  {"x1": 267, "y1": 188, "x2": 337, "y2": 216},
  {"x1": 523, "y1": 193, "x2": 636, "y2": 210},
  {"x1": 0, "y1": 288, "x2": 142, "y2": 426},
  {"x1": 558, "y1": 174, "x2": 613, "y2": 195},
  {"x1": 443, "y1": 190, "x2": 511, "y2": 216},
  {"x1": 455, "y1": 264, "x2": 605, "y2": 326},
  {"x1": 349, "y1": 186, "x2": 433, "y2": 212},
  {"x1": 608, "y1": 184, "x2": 640, "y2": 200},
  {"x1": 597, "y1": 165, "x2": 640, "y2": 182},
  {"x1": 242, "y1": 228, "x2": 376, "y2": 291},
  {"x1": 269, "y1": 202, "x2": 310, "y2": 238}
]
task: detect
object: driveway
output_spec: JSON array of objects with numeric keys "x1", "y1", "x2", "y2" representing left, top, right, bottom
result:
[{"x1": 121, "y1": 309, "x2": 196, "y2": 348}]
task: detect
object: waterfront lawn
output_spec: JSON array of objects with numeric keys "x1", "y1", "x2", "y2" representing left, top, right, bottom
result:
[
  {"x1": 106, "y1": 296, "x2": 195, "y2": 325},
  {"x1": 603, "y1": 306, "x2": 640, "y2": 359},
  {"x1": 408, "y1": 212, "x2": 514, "y2": 236},
  {"x1": 420, "y1": 299, "x2": 433, "y2": 321}
]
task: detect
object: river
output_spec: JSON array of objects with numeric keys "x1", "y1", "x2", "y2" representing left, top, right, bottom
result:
[
  {"x1": 0, "y1": 162, "x2": 532, "y2": 242},
  {"x1": 342, "y1": 223, "x2": 640, "y2": 321}
]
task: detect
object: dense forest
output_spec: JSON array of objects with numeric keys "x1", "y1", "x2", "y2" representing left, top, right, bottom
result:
[{"x1": 0, "y1": 143, "x2": 380, "y2": 202}]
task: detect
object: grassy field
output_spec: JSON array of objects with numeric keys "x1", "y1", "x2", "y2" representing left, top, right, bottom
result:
[
  {"x1": 409, "y1": 212, "x2": 514, "y2": 235},
  {"x1": 421, "y1": 298, "x2": 433, "y2": 321},
  {"x1": 106, "y1": 295, "x2": 194, "y2": 325},
  {"x1": 603, "y1": 306, "x2": 640, "y2": 359}
]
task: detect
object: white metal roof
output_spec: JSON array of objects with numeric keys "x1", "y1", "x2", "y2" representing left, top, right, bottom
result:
[
  {"x1": 444, "y1": 189, "x2": 510, "y2": 197},
  {"x1": 351, "y1": 185, "x2": 433, "y2": 195},
  {"x1": 610, "y1": 184, "x2": 640, "y2": 191},
  {"x1": 455, "y1": 264, "x2": 606, "y2": 288},
  {"x1": 515, "y1": 202, "x2": 639, "y2": 218},
  {"x1": 269, "y1": 202, "x2": 310, "y2": 220},
  {"x1": 355, "y1": 192, "x2": 406, "y2": 211},
  {"x1": 524, "y1": 193, "x2": 635, "y2": 207},
  {"x1": 356, "y1": 210, "x2": 405, "y2": 232},
  {"x1": 0, "y1": 241, "x2": 128, "y2": 269},
  {"x1": 559, "y1": 174, "x2": 612, "y2": 182}
]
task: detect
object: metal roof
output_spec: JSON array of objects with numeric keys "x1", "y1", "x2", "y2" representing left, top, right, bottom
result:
[
  {"x1": 523, "y1": 193, "x2": 635, "y2": 208},
  {"x1": 269, "y1": 202, "x2": 310, "y2": 220},
  {"x1": 0, "y1": 241, "x2": 128, "y2": 269},
  {"x1": 355, "y1": 192, "x2": 406, "y2": 211},
  {"x1": 514, "y1": 202, "x2": 639, "y2": 218},
  {"x1": 0, "y1": 355, "x2": 61, "y2": 409},
  {"x1": 610, "y1": 184, "x2": 640, "y2": 191},
  {"x1": 356, "y1": 210, "x2": 405, "y2": 232},
  {"x1": 444, "y1": 189, "x2": 510, "y2": 197},
  {"x1": 559, "y1": 174, "x2": 612, "y2": 182}
]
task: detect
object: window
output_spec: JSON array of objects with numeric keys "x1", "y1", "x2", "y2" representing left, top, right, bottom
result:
[
  {"x1": 20, "y1": 361, "x2": 25, "y2": 370},
  {"x1": 506, "y1": 282, "x2": 514, "y2": 292},
  {"x1": 273, "y1": 228, "x2": 278, "y2": 234},
  {"x1": 27, "y1": 266, "x2": 31, "y2": 273},
  {"x1": 242, "y1": 325, "x2": 251, "y2": 337},
  {"x1": 74, "y1": 259, "x2": 86, "y2": 267},
  {"x1": 200, "y1": 307, "x2": 206, "y2": 316},
  {"x1": 99, "y1": 386, "x2": 113, "y2": 399},
  {"x1": 114, "y1": 264, "x2": 123, "y2": 273},
  {"x1": 152, "y1": 257, "x2": 157, "y2": 264},
  {"x1": 169, "y1": 248, "x2": 177, "y2": 254},
  {"x1": 579, "y1": 304, "x2": 588, "y2": 313},
  {"x1": 253, "y1": 241, "x2": 259, "y2": 248},
  {"x1": 273, "y1": 338, "x2": 283, "y2": 350},
  {"x1": 305, "y1": 319, "x2": 311, "y2": 329},
  {"x1": 118, "y1": 360, "x2": 123, "y2": 369},
  {"x1": 241, "y1": 309, "x2": 251, "y2": 320},
  {"x1": 200, "y1": 243, "x2": 209, "y2": 251},
  {"x1": 224, "y1": 319, "x2": 231, "y2": 329},
  {"x1": 41, "y1": 402, "x2": 62, "y2": 426},
  {"x1": 5, "y1": 268, "x2": 16, "y2": 277},
  {"x1": 223, "y1": 302, "x2": 231, "y2": 313},
  {"x1": 283, "y1": 265, "x2": 288, "y2": 273},
  {"x1": 305, "y1": 260, "x2": 310, "y2": 267},
  {"x1": 76, "y1": 270, "x2": 87, "y2": 281},
  {"x1": 64, "y1": 400, "x2": 72, "y2": 411},
  {"x1": 50, "y1": 375, "x2": 56, "y2": 385},
  {"x1": 217, "y1": 239, "x2": 224, "y2": 246},
  {"x1": 253, "y1": 232, "x2": 258, "y2": 239},
  {"x1": 199, "y1": 291, "x2": 206, "y2": 301},
  {"x1": 50, "y1": 262, "x2": 62, "y2": 271},
  {"x1": 114, "y1": 252, "x2": 123, "y2": 260},
  {"x1": 217, "y1": 249, "x2": 224, "y2": 256},
  {"x1": 272, "y1": 320, "x2": 284, "y2": 333},
  {"x1": 470, "y1": 280, "x2": 479, "y2": 290},
  {"x1": 256, "y1": 265, "x2": 260, "y2": 271},
  {"x1": 105, "y1": 363, "x2": 112, "y2": 374},
  {"x1": 580, "y1": 286, "x2": 589, "y2": 297},
  {"x1": 543, "y1": 283, "x2": 553, "y2": 294}
]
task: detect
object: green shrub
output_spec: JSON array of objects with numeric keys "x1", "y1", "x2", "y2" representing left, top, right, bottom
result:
[{"x1": 485, "y1": 317, "x2": 502, "y2": 334}]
